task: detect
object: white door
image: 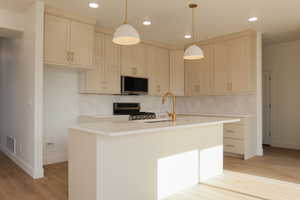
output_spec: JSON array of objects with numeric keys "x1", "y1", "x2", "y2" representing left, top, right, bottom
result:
[{"x1": 263, "y1": 72, "x2": 272, "y2": 145}]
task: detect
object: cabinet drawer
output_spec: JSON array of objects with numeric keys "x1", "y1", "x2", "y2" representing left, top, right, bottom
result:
[
  {"x1": 224, "y1": 138, "x2": 244, "y2": 154},
  {"x1": 224, "y1": 124, "x2": 244, "y2": 140}
]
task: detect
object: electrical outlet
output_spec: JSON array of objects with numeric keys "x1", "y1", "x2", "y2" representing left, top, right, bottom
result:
[{"x1": 46, "y1": 142, "x2": 55, "y2": 152}]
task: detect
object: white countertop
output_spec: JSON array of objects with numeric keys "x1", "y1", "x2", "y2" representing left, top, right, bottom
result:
[
  {"x1": 178, "y1": 113, "x2": 254, "y2": 118},
  {"x1": 71, "y1": 115, "x2": 240, "y2": 137}
]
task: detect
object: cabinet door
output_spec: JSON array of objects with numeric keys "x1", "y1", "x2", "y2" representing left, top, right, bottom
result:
[
  {"x1": 135, "y1": 44, "x2": 148, "y2": 78},
  {"x1": 148, "y1": 46, "x2": 159, "y2": 95},
  {"x1": 103, "y1": 35, "x2": 121, "y2": 94},
  {"x1": 214, "y1": 41, "x2": 231, "y2": 94},
  {"x1": 44, "y1": 14, "x2": 70, "y2": 65},
  {"x1": 121, "y1": 44, "x2": 147, "y2": 77},
  {"x1": 121, "y1": 45, "x2": 136, "y2": 76},
  {"x1": 185, "y1": 61, "x2": 201, "y2": 96},
  {"x1": 185, "y1": 45, "x2": 213, "y2": 96},
  {"x1": 170, "y1": 50, "x2": 185, "y2": 96},
  {"x1": 229, "y1": 37, "x2": 252, "y2": 93},
  {"x1": 148, "y1": 46, "x2": 169, "y2": 96},
  {"x1": 81, "y1": 33, "x2": 104, "y2": 93},
  {"x1": 158, "y1": 48, "x2": 170, "y2": 95},
  {"x1": 70, "y1": 21, "x2": 94, "y2": 68}
]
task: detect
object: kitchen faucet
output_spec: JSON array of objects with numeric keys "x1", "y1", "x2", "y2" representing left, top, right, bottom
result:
[{"x1": 162, "y1": 92, "x2": 176, "y2": 122}]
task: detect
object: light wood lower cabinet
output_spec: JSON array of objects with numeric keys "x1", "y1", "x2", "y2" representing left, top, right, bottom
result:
[
  {"x1": 223, "y1": 117, "x2": 256, "y2": 160},
  {"x1": 169, "y1": 50, "x2": 185, "y2": 96},
  {"x1": 185, "y1": 44, "x2": 214, "y2": 96},
  {"x1": 148, "y1": 46, "x2": 170, "y2": 96},
  {"x1": 44, "y1": 14, "x2": 95, "y2": 70},
  {"x1": 80, "y1": 33, "x2": 120, "y2": 94}
]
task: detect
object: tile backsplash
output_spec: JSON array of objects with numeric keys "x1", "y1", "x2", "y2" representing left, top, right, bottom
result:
[
  {"x1": 79, "y1": 94, "x2": 172, "y2": 116},
  {"x1": 176, "y1": 95, "x2": 257, "y2": 116}
]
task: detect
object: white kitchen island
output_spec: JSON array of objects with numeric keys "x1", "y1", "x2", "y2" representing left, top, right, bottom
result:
[{"x1": 68, "y1": 115, "x2": 240, "y2": 200}]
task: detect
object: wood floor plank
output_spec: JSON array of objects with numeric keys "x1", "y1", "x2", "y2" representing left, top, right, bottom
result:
[
  {"x1": 164, "y1": 185, "x2": 260, "y2": 200},
  {"x1": 203, "y1": 170, "x2": 300, "y2": 200},
  {"x1": 224, "y1": 146, "x2": 300, "y2": 184}
]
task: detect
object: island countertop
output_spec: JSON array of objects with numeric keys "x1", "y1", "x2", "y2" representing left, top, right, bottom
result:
[{"x1": 70, "y1": 115, "x2": 240, "y2": 137}]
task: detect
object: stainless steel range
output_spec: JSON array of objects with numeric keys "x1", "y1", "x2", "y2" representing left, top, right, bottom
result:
[{"x1": 113, "y1": 103, "x2": 156, "y2": 120}]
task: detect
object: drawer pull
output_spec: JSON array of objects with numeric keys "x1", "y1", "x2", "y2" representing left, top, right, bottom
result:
[
  {"x1": 226, "y1": 130, "x2": 235, "y2": 133},
  {"x1": 225, "y1": 145, "x2": 235, "y2": 148}
]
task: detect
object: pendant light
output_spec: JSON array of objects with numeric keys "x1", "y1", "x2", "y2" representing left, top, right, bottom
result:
[
  {"x1": 113, "y1": 0, "x2": 141, "y2": 45},
  {"x1": 184, "y1": 4, "x2": 204, "y2": 60}
]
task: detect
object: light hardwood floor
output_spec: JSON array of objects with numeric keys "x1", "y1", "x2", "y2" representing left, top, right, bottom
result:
[
  {"x1": 0, "y1": 151, "x2": 68, "y2": 200},
  {"x1": 0, "y1": 146, "x2": 299, "y2": 200},
  {"x1": 224, "y1": 146, "x2": 300, "y2": 184}
]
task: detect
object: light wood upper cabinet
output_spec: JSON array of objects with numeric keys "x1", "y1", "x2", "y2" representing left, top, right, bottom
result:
[
  {"x1": 213, "y1": 35, "x2": 256, "y2": 95},
  {"x1": 214, "y1": 41, "x2": 232, "y2": 94},
  {"x1": 104, "y1": 34, "x2": 121, "y2": 94},
  {"x1": 44, "y1": 15, "x2": 70, "y2": 66},
  {"x1": 148, "y1": 46, "x2": 169, "y2": 96},
  {"x1": 121, "y1": 44, "x2": 148, "y2": 78},
  {"x1": 185, "y1": 31, "x2": 257, "y2": 96},
  {"x1": 69, "y1": 21, "x2": 94, "y2": 67},
  {"x1": 169, "y1": 50, "x2": 185, "y2": 96},
  {"x1": 185, "y1": 44, "x2": 214, "y2": 96},
  {"x1": 44, "y1": 14, "x2": 95, "y2": 70},
  {"x1": 230, "y1": 36, "x2": 255, "y2": 93},
  {"x1": 80, "y1": 33, "x2": 121, "y2": 94}
]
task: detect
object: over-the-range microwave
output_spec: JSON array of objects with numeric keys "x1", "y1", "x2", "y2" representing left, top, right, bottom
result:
[{"x1": 121, "y1": 76, "x2": 148, "y2": 95}]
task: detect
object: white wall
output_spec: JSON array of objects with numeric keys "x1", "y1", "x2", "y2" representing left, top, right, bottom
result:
[
  {"x1": 44, "y1": 67, "x2": 171, "y2": 164},
  {"x1": 44, "y1": 67, "x2": 79, "y2": 164},
  {"x1": 263, "y1": 40, "x2": 300, "y2": 150},
  {"x1": 0, "y1": 1, "x2": 44, "y2": 178}
]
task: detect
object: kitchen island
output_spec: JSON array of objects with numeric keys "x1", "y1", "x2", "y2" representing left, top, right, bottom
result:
[{"x1": 68, "y1": 115, "x2": 240, "y2": 200}]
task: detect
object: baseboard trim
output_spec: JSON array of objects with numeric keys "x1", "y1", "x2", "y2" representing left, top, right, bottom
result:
[
  {"x1": 44, "y1": 152, "x2": 67, "y2": 165},
  {"x1": 271, "y1": 142, "x2": 300, "y2": 150},
  {"x1": 0, "y1": 144, "x2": 34, "y2": 178}
]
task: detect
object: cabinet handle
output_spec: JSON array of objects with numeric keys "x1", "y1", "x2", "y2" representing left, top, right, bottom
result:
[
  {"x1": 226, "y1": 130, "x2": 235, "y2": 133},
  {"x1": 71, "y1": 52, "x2": 75, "y2": 62},
  {"x1": 157, "y1": 85, "x2": 161, "y2": 92},
  {"x1": 225, "y1": 144, "x2": 235, "y2": 148},
  {"x1": 194, "y1": 85, "x2": 200, "y2": 93},
  {"x1": 132, "y1": 67, "x2": 137, "y2": 75},
  {"x1": 67, "y1": 51, "x2": 71, "y2": 62},
  {"x1": 227, "y1": 82, "x2": 232, "y2": 91}
]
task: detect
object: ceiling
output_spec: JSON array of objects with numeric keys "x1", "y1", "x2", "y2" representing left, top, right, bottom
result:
[{"x1": 4, "y1": 0, "x2": 300, "y2": 46}]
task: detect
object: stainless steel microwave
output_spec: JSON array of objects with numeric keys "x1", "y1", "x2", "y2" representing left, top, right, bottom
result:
[{"x1": 121, "y1": 76, "x2": 148, "y2": 95}]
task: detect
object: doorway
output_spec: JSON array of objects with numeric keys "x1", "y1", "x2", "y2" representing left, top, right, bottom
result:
[{"x1": 262, "y1": 71, "x2": 272, "y2": 145}]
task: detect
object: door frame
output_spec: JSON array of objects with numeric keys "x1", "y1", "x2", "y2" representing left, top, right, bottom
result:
[{"x1": 262, "y1": 71, "x2": 272, "y2": 145}]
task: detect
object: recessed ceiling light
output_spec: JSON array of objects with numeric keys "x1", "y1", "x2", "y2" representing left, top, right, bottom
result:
[
  {"x1": 184, "y1": 34, "x2": 192, "y2": 39},
  {"x1": 89, "y1": 2, "x2": 99, "y2": 8},
  {"x1": 143, "y1": 20, "x2": 151, "y2": 26},
  {"x1": 248, "y1": 17, "x2": 258, "y2": 22}
]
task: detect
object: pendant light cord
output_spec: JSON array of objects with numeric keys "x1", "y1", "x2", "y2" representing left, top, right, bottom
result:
[
  {"x1": 124, "y1": 0, "x2": 128, "y2": 24},
  {"x1": 192, "y1": 7, "x2": 195, "y2": 42}
]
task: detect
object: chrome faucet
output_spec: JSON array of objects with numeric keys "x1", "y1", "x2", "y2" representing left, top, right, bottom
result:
[{"x1": 162, "y1": 92, "x2": 176, "y2": 122}]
